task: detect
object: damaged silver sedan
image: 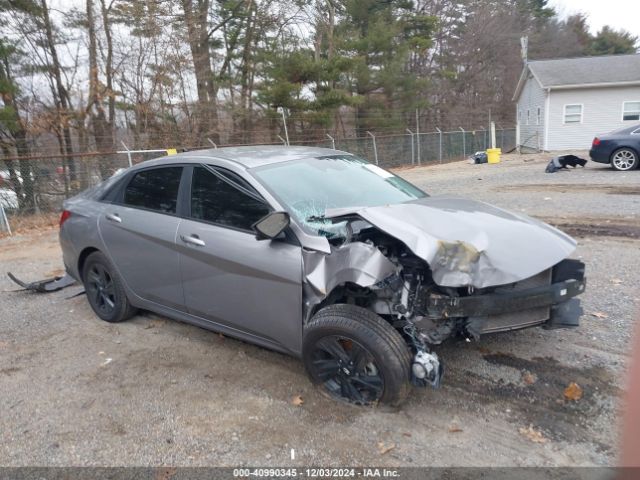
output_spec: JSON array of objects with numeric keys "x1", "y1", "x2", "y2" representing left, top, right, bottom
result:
[{"x1": 59, "y1": 146, "x2": 586, "y2": 406}]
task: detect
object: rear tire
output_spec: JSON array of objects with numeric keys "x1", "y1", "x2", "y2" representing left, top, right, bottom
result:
[
  {"x1": 82, "y1": 251, "x2": 137, "y2": 323},
  {"x1": 303, "y1": 304, "x2": 412, "y2": 406},
  {"x1": 610, "y1": 148, "x2": 639, "y2": 171}
]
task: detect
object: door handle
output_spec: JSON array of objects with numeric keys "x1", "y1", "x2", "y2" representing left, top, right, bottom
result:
[
  {"x1": 105, "y1": 213, "x2": 122, "y2": 223},
  {"x1": 180, "y1": 234, "x2": 205, "y2": 247}
]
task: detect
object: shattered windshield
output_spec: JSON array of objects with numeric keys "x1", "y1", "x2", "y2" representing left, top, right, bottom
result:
[{"x1": 252, "y1": 155, "x2": 427, "y2": 238}]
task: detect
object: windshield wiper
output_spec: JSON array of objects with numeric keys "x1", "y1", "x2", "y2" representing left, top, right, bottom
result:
[{"x1": 306, "y1": 214, "x2": 327, "y2": 222}]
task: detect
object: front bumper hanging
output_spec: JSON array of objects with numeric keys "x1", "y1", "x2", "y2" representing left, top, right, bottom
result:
[
  {"x1": 424, "y1": 259, "x2": 586, "y2": 334},
  {"x1": 426, "y1": 277, "x2": 585, "y2": 319}
]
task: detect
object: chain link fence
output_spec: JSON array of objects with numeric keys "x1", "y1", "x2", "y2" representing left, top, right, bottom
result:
[{"x1": 0, "y1": 128, "x2": 515, "y2": 224}]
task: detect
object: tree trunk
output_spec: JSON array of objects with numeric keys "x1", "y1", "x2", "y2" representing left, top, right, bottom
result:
[
  {"x1": 239, "y1": 1, "x2": 255, "y2": 144},
  {"x1": 0, "y1": 55, "x2": 34, "y2": 211},
  {"x1": 40, "y1": 0, "x2": 77, "y2": 186},
  {"x1": 181, "y1": 0, "x2": 219, "y2": 143}
]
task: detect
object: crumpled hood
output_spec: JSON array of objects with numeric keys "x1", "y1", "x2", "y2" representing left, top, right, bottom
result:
[{"x1": 325, "y1": 196, "x2": 576, "y2": 288}]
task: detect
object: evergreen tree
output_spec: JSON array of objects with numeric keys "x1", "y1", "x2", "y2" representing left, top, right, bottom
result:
[{"x1": 588, "y1": 26, "x2": 637, "y2": 56}]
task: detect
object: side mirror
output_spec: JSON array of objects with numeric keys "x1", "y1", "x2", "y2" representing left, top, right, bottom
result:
[{"x1": 253, "y1": 211, "x2": 290, "y2": 240}]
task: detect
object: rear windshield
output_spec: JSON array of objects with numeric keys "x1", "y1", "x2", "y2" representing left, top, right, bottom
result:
[{"x1": 608, "y1": 125, "x2": 640, "y2": 135}]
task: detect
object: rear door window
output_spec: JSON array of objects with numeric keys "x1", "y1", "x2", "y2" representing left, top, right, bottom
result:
[
  {"x1": 190, "y1": 166, "x2": 270, "y2": 231},
  {"x1": 123, "y1": 167, "x2": 183, "y2": 214}
]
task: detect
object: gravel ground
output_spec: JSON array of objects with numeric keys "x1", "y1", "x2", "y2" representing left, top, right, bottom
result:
[{"x1": 0, "y1": 151, "x2": 638, "y2": 467}]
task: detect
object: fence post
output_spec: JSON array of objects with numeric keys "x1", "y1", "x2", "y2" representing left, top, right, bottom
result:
[
  {"x1": 480, "y1": 127, "x2": 486, "y2": 151},
  {"x1": 326, "y1": 133, "x2": 336, "y2": 150},
  {"x1": 366, "y1": 131, "x2": 378, "y2": 165},
  {"x1": 121, "y1": 141, "x2": 133, "y2": 167},
  {"x1": 277, "y1": 135, "x2": 287, "y2": 146},
  {"x1": 207, "y1": 138, "x2": 217, "y2": 148},
  {"x1": 435, "y1": 127, "x2": 442, "y2": 163},
  {"x1": 0, "y1": 205, "x2": 11, "y2": 236},
  {"x1": 459, "y1": 127, "x2": 466, "y2": 158},
  {"x1": 490, "y1": 121, "x2": 497, "y2": 149},
  {"x1": 280, "y1": 108, "x2": 290, "y2": 146},
  {"x1": 406, "y1": 128, "x2": 415, "y2": 165},
  {"x1": 415, "y1": 109, "x2": 421, "y2": 165}
]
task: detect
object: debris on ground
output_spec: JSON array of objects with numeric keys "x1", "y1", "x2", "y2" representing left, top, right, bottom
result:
[
  {"x1": 564, "y1": 382, "x2": 583, "y2": 401},
  {"x1": 545, "y1": 155, "x2": 587, "y2": 173},
  {"x1": 519, "y1": 425, "x2": 548, "y2": 444},
  {"x1": 522, "y1": 372, "x2": 537, "y2": 385},
  {"x1": 7, "y1": 271, "x2": 77, "y2": 293},
  {"x1": 590, "y1": 311, "x2": 609, "y2": 319},
  {"x1": 291, "y1": 395, "x2": 304, "y2": 406},
  {"x1": 100, "y1": 358, "x2": 113, "y2": 367},
  {"x1": 470, "y1": 151, "x2": 488, "y2": 164},
  {"x1": 377, "y1": 442, "x2": 396, "y2": 455},
  {"x1": 448, "y1": 425, "x2": 463, "y2": 433}
]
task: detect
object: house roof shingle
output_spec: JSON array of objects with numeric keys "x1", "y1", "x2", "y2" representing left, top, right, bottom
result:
[
  {"x1": 528, "y1": 54, "x2": 640, "y2": 88},
  {"x1": 512, "y1": 53, "x2": 640, "y2": 101}
]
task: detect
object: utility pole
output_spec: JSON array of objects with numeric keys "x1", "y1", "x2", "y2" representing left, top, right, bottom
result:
[{"x1": 520, "y1": 36, "x2": 528, "y2": 64}]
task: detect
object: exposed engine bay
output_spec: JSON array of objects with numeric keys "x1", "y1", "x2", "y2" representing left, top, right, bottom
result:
[{"x1": 302, "y1": 216, "x2": 586, "y2": 390}]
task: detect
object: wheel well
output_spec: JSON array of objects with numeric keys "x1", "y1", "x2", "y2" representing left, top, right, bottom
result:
[
  {"x1": 308, "y1": 283, "x2": 378, "y2": 320},
  {"x1": 77, "y1": 247, "x2": 99, "y2": 281}
]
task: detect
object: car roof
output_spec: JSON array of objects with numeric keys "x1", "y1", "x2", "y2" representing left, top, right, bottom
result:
[
  {"x1": 607, "y1": 124, "x2": 640, "y2": 135},
  {"x1": 136, "y1": 145, "x2": 349, "y2": 169}
]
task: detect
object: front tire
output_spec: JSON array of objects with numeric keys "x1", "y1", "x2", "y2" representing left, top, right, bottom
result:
[
  {"x1": 82, "y1": 251, "x2": 137, "y2": 323},
  {"x1": 303, "y1": 304, "x2": 412, "y2": 406},
  {"x1": 610, "y1": 148, "x2": 639, "y2": 171}
]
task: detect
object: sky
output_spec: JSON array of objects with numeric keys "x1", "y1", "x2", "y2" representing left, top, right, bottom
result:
[{"x1": 549, "y1": 0, "x2": 640, "y2": 38}]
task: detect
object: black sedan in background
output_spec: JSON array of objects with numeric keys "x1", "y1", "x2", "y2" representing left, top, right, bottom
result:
[{"x1": 590, "y1": 124, "x2": 640, "y2": 171}]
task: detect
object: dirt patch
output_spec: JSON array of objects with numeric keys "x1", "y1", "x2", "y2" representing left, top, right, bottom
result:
[
  {"x1": 0, "y1": 213, "x2": 58, "y2": 239},
  {"x1": 447, "y1": 351, "x2": 618, "y2": 450},
  {"x1": 499, "y1": 184, "x2": 640, "y2": 195},
  {"x1": 543, "y1": 219, "x2": 640, "y2": 240}
]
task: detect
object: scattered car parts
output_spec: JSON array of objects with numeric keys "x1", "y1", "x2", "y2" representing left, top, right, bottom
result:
[
  {"x1": 7, "y1": 272, "x2": 77, "y2": 293},
  {"x1": 545, "y1": 155, "x2": 587, "y2": 173}
]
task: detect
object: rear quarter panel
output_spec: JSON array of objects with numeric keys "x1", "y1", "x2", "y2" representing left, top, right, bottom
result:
[{"x1": 60, "y1": 197, "x2": 109, "y2": 280}]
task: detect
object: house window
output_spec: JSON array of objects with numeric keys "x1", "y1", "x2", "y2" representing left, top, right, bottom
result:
[
  {"x1": 623, "y1": 101, "x2": 640, "y2": 121},
  {"x1": 526, "y1": 109, "x2": 530, "y2": 125},
  {"x1": 563, "y1": 104, "x2": 582, "y2": 124},
  {"x1": 537, "y1": 107, "x2": 541, "y2": 125}
]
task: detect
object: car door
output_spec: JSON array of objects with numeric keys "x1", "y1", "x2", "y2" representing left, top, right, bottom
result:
[
  {"x1": 177, "y1": 165, "x2": 303, "y2": 354},
  {"x1": 98, "y1": 165, "x2": 186, "y2": 310}
]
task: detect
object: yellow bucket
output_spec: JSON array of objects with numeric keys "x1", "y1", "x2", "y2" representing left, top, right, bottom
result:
[{"x1": 486, "y1": 148, "x2": 501, "y2": 164}]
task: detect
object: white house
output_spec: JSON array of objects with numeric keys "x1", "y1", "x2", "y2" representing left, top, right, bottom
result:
[{"x1": 512, "y1": 54, "x2": 640, "y2": 151}]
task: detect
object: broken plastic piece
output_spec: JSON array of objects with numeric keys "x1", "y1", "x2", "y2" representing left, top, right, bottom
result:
[
  {"x1": 7, "y1": 272, "x2": 77, "y2": 293},
  {"x1": 302, "y1": 241, "x2": 396, "y2": 299}
]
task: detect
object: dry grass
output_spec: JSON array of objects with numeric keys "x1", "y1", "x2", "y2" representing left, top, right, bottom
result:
[{"x1": 0, "y1": 213, "x2": 59, "y2": 239}]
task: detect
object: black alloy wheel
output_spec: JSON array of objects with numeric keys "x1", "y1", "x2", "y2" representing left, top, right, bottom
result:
[
  {"x1": 303, "y1": 304, "x2": 412, "y2": 406},
  {"x1": 86, "y1": 263, "x2": 116, "y2": 317},
  {"x1": 309, "y1": 335, "x2": 384, "y2": 405},
  {"x1": 82, "y1": 251, "x2": 137, "y2": 323}
]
